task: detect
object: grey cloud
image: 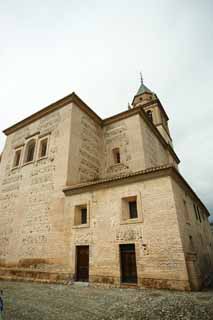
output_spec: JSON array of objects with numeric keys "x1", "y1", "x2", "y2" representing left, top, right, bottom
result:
[{"x1": 0, "y1": 0, "x2": 212, "y2": 212}]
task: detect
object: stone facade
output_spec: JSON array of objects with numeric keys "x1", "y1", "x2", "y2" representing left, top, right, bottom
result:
[{"x1": 0, "y1": 83, "x2": 212, "y2": 290}]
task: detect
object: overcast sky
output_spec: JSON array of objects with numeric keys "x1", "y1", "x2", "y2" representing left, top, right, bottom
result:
[{"x1": 0, "y1": 0, "x2": 212, "y2": 216}]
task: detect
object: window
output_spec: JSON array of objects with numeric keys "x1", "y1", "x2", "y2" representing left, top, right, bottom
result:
[
  {"x1": 193, "y1": 204, "x2": 198, "y2": 220},
  {"x1": 122, "y1": 196, "x2": 139, "y2": 221},
  {"x1": 74, "y1": 205, "x2": 89, "y2": 226},
  {"x1": 39, "y1": 138, "x2": 48, "y2": 159},
  {"x1": 183, "y1": 200, "x2": 189, "y2": 223},
  {"x1": 13, "y1": 149, "x2": 22, "y2": 168},
  {"x1": 129, "y1": 201, "x2": 138, "y2": 219},
  {"x1": 193, "y1": 204, "x2": 201, "y2": 223},
  {"x1": 189, "y1": 235, "x2": 195, "y2": 252},
  {"x1": 113, "y1": 148, "x2": 120, "y2": 164},
  {"x1": 25, "y1": 139, "x2": 36, "y2": 163},
  {"x1": 81, "y1": 208, "x2": 87, "y2": 224},
  {"x1": 146, "y1": 110, "x2": 153, "y2": 122},
  {"x1": 197, "y1": 206, "x2": 202, "y2": 223}
]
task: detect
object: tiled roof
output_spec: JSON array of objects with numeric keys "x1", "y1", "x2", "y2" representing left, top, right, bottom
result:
[
  {"x1": 136, "y1": 83, "x2": 153, "y2": 96},
  {"x1": 63, "y1": 164, "x2": 173, "y2": 192}
]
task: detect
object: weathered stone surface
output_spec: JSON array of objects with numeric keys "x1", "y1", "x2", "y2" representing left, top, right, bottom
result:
[{"x1": 0, "y1": 90, "x2": 212, "y2": 291}]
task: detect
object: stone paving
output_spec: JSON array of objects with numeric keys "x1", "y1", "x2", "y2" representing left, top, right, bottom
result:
[{"x1": 0, "y1": 281, "x2": 213, "y2": 320}]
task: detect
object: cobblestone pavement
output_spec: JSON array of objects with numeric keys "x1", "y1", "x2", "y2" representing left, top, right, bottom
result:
[{"x1": 0, "y1": 281, "x2": 213, "y2": 320}]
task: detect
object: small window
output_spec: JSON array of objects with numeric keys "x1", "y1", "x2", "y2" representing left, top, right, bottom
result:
[
  {"x1": 113, "y1": 148, "x2": 120, "y2": 164},
  {"x1": 183, "y1": 200, "x2": 189, "y2": 222},
  {"x1": 122, "y1": 196, "x2": 139, "y2": 221},
  {"x1": 197, "y1": 206, "x2": 202, "y2": 223},
  {"x1": 129, "y1": 201, "x2": 138, "y2": 219},
  {"x1": 189, "y1": 235, "x2": 195, "y2": 252},
  {"x1": 25, "y1": 139, "x2": 36, "y2": 163},
  {"x1": 193, "y1": 204, "x2": 198, "y2": 220},
  {"x1": 81, "y1": 208, "x2": 87, "y2": 224},
  {"x1": 74, "y1": 205, "x2": 88, "y2": 226},
  {"x1": 39, "y1": 138, "x2": 48, "y2": 159},
  {"x1": 13, "y1": 149, "x2": 22, "y2": 168},
  {"x1": 146, "y1": 110, "x2": 153, "y2": 122}
]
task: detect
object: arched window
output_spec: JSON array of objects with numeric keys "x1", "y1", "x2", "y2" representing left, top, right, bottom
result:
[
  {"x1": 38, "y1": 137, "x2": 48, "y2": 159},
  {"x1": 13, "y1": 149, "x2": 22, "y2": 168},
  {"x1": 25, "y1": 139, "x2": 36, "y2": 163},
  {"x1": 146, "y1": 110, "x2": 153, "y2": 122}
]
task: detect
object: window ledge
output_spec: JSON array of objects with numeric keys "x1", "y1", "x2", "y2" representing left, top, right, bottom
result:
[
  {"x1": 22, "y1": 160, "x2": 35, "y2": 167},
  {"x1": 72, "y1": 224, "x2": 90, "y2": 229},
  {"x1": 11, "y1": 166, "x2": 20, "y2": 171},
  {"x1": 110, "y1": 163, "x2": 128, "y2": 169},
  {"x1": 120, "y1": 218, "x2": 143, "y2": 225},
  {"x1": 37, "y1": 156, "x2": 48, "y2": 162}
]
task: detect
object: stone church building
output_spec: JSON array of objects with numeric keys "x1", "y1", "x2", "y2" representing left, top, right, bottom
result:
[{"x1": 0, "y1": 80, "x2": 212, "y2": 291}]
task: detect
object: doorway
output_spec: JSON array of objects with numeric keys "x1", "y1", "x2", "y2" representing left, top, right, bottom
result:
[
  {"x1": 120, "y1": 244, "x2": 137, "y2": 283},
  {"x1": 76, "y1": 246, "x2": 89, "y2": 282}
]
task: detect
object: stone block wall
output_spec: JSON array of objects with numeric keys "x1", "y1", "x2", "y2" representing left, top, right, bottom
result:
[
  {"x1": 67, "y1": 103, "x2": 103, "y2": 185},
  {"x1": 0, "y1": 104, "x2": 72, "y2": 272},
  {"x1": 102, "y1": 114, "x2": 145, "y2": 178},
  {"x1": 139, "y1": 117, "x2": 169, "y2": 168},
  {"x1": 171, "y1": 179, "x2": 213, "y2": 289},
  {"x1": 64, "y1": 176, "x2": 190, "y2": 290}
]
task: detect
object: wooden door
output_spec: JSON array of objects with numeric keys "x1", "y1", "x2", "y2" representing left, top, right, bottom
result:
[
  {"x1": 120, "y1": 244, "x2": 137, "y2": 283},
  {"x1": 76, "y1": 246, "x2": 89, "y2": 282}
]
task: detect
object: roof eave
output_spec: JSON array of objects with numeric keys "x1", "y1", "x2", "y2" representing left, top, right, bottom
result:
[{"x1": 63, "y1": 165, "x2": 210, "y2": 217}]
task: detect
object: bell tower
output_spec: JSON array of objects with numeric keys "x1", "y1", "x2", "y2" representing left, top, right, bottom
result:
[{"x1": 132, "y1": 75, "x2": 173, "y2": 146}]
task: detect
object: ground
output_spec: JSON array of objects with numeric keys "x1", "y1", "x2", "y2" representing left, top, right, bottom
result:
[{"x1": 0, "y1": 281, "x2": 213, "y2": 320}]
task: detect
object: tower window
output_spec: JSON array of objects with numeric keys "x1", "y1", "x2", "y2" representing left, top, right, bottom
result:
[
  {"x1": 193, "y1": 204, "x2": 198, "y2": 220},
  {"x1": 39, "y1": 138, "x2": 48, "y2": 159},
  {"x1": 25, "y1": 139, "x2": 36, "y2": 163},
  {"x1": 197, "y1": 206, "x2": 202, "y2": 223},
  {"x1": 146, "y1": 110, "x2": 153, "y2": 122},
  {"x1": 113, "y1": 148, "x2": 120, "y2": 164},
  {"x1": 189, "y1": 235, "x2": 195, "y2": 252},
  {"x1": 183, "y1": 200, "x2": 189, "y2": 223},
  {"x1": 13, "y1": 149, "x2": 22, "y2": 168}
]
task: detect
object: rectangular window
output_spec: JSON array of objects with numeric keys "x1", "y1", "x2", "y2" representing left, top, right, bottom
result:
[
  {"x1": 189, "y1": 235, "x2": 195, "y2": 252},
  {"x1": 113, "y1": 148, "x2": 120, "y2": 164},
  {"x1": 183, "y1": 200, "x2": 189, "y2": 223},
  {"x1": 74, "y1": 204, "x2": 89, "y2": 226},
  {"x1": 193, "y1": 204, "x2": 198, "y2": 220},
  {"x1": 197, "y1": 206, "x2": 202, "y2": 223},
  {"x1": 122, "y1": 196, "x2": 139, "y2": 221},
  {"x1": 129, "y1": 201, "x2": 138, "y2": 219},
  {"x1": 81, "y1": 208, "x2": 87, "y2": 224}
]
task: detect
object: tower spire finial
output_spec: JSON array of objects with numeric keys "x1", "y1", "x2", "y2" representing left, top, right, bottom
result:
[{"x1": 140, "y1": 72, "x2": 143, "y2": 84}]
